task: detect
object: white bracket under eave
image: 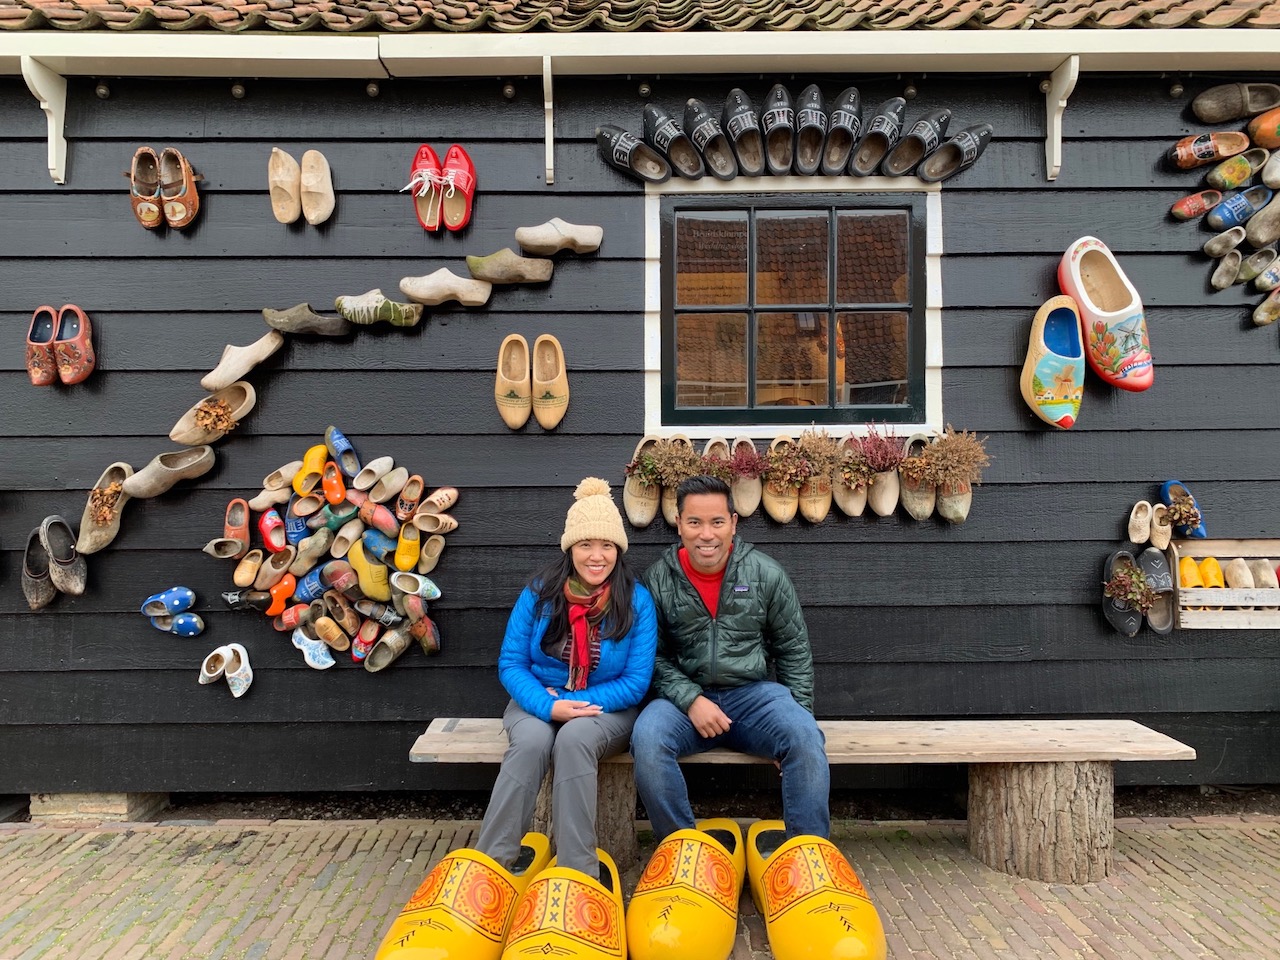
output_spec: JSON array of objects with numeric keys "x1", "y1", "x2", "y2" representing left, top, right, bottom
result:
[
  {"x1": 1043, "y1": 55, "x2": 1079, "y2": 182},
  {"x1": 21, "y1": 55, "x2": 67, "y2": 185},
  {"x1": 542, "y1": 56, "x2": 555, "y2": 186}
]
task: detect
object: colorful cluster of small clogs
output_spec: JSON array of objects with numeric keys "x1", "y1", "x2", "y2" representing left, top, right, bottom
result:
[
  {"x1": 597, "y1": 83, "x2": 992, "y2": 186},
  {"x1": 1020, "y1": 236, "x2": 1151, "y2": 430},
  {"x1": 212, "y1": 426, "x2": 452, "y2": 674},
  {"x1": 1168, "y1": 83, "x2": 1280, "y2": 325},
  {"x1": 372, "y1": 819, "x2": 887, "y2": 960}
]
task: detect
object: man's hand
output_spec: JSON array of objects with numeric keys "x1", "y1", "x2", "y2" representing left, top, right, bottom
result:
[
  {"x1": 687, "y1": 696, "x2": 732, "y2": 738},
  {"x1": 550, "y1": 698, "x2": 602, "y2": 722}
]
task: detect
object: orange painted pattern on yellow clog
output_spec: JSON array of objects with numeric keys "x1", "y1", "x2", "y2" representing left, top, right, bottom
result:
[
  {"x1": 634, "y1": 834, "x2": 739, "y2": 917},
  {"x1": 505, "y1": 870, "x2": 624, "y2": 957},
  {"x1": 761, "y1": 840, "x2": 872, "y2": 923}
]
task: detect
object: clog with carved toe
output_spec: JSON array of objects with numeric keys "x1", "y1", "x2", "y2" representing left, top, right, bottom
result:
[
  {"x1": 373, "y1": 833, "x2": 551, "y2": 960},
  {"x1": 500, "y1": 849, "x2": 626, "y2": 960},
  {"x1": 746, "y1": 820, "x2": 886, "y2": 960},
  {"x1": 1020, "y1": 295, "x2": 1084, "y2": 430},
  {"x1": 626, "y1": 819, "x2": 745, "y2": 960},
  {"x1": 1058, "y1": 236, "x2": 1152, "y2": 392}
]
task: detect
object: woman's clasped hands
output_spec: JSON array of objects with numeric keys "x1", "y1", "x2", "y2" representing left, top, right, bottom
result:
[{"x1": 546, "y1": 686, "x2": 603, "y2": 721}]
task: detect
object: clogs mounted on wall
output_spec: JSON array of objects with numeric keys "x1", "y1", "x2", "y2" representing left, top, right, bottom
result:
[
  {"x1": 26, "y1": 304, "x2": 96, "y2": 387},
  {"x1": 596, "y1": 83, "x2": 992, "y2": 185},
  {"x1": 1058, "y1": 236, "x2": 1152, "y2": 393},
  {"x1": 127, "y1": 146, "x2": 203, "y2": 230}
]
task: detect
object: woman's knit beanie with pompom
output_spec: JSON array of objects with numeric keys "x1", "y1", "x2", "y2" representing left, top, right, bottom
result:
[{"x1": 560, "y1": 477, "x2": 628, "y2": 552}]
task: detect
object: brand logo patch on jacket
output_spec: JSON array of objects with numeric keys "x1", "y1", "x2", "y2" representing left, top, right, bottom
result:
[{"x1": 733, "y1": 584, "x2": 750, "y2": 593}]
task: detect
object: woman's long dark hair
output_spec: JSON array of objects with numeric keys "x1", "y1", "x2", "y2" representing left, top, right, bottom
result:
[{"x1": 529, "y1": 548, "x2": 636, "y2": 649}]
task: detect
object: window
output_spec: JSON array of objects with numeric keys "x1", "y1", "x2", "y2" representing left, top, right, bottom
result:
[{"x1": 649, "y1": 184, "x2": 941, "y2": 435}]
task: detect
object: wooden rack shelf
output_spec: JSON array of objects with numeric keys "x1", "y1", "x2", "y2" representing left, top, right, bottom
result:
[{"x1": 1169, "y1": 539, "x2": 1280, "y2": 630}]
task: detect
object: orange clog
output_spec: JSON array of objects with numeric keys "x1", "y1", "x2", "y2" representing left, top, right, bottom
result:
[
  {"x1": 1168, "y1": 132, "x2": 1250, "y2": 170},
  {"x1": 223, "y1": 498, "x2": 250, "y2": 559},
  {"x1": 26, "y1": 305, "x2": 57, "y2": 386},
  {"x1": 159, "y1": 147, "x2": 202, "y2": 229},
  {"x1": 1247, "y1": 107, "x2": 1280, "y2": 149},
  {"x1": 746, "y1": 821, "x2": 886, "y2": 960},
  {"x1": 322, "y1": 461, "x2": 346, "y2": 505},
  {"x1": 265, "y1": 574, "x2": 297, "y2": 617},
  {"x1": 1170, "y1": 189, "x2": 1223, "y2": 221},
  {"x1": 127, "y1": 146, "x2": 162, "y2": 229},
  {"x1": 395, "y1": 474, "x2": 424, "y2": 522},
  {"x1": 53, "y1": 304, "x2": 96, "y2": 385},
  {"x1": 375, "y1": 834, "x2": 551, "y2": 960}
]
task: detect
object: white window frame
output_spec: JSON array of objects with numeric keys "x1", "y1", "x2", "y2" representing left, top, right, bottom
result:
[{"x1": 642, "y1": 176, "x2": 944, "y2": 440}]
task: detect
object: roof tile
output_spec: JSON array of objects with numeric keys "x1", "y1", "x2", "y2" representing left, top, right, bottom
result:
[{"x1": 2, "y1": 0, "x2": 1279, "y2": 32}]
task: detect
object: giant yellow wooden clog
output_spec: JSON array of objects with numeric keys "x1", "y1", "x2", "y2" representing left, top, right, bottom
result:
[
  {"x1": 746, "y1": 820, "x2": 886, "y2": 960},
  {"x1": 501, "y1": 849, "x2": 626, "y2": 960},
  {"x1": 374, "y1": 832, "x2": 550, "y2": 960},
  {"x1": 626, "y1": 819, "x2": 745, "y2": 960}
]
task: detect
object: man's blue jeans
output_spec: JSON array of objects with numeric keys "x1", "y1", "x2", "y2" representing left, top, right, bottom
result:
[{"x1": 631, "y1": 681, "x2": 829, "y2": 842}]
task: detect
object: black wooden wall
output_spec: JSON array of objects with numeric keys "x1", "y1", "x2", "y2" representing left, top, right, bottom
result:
[{"x1": 1, "y1": 69, "x2": 1277, "y2": 795}]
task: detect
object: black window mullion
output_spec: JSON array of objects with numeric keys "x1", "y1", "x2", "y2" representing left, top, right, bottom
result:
[{"x1": 746, "y1": 206, "x2": 757, "y2": 411}]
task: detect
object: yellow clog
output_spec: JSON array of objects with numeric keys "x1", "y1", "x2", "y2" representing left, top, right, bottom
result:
[
  {"x1": 293, "y1": 443, "x2": 328, "y2": 495},
  {"x1": 348, "y1": 539, "x2": 391, "y2": 601},
  {"x1": 627, "y1": 819, "x2": 744, "y2": 960},
  {"x1": 375, "y1": 833, "x2": 551, "y2": 960},
  {"x1": 395, "y1": 522, "x2": 421, "y2": 572},
  {"x1": 745, "y1": 820, "x2": 886, "y2": 960},
  {"x1": 1199, "y1": 556, "x2": 1225, "y2": 611},
  {"x1": 1178, "y1": 556, "x2": 1206, "y2": 612},
  {"x1": 502, "y1": 849, "x2": 626, "y2": 960}
]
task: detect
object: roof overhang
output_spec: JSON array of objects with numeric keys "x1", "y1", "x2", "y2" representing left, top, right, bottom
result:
[{"x1": 1, "y1": 29, "x2": 1280, "y2": 80}]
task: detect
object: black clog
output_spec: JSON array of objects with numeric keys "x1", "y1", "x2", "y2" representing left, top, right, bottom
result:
[
  {"x1": 761, "y1": 83, "x2": 795, "y2": 176},
  {"x1": 917, "y1": 122, "x2": 994, "y2": 183},
  {"x1": 881, "y1": 107, "x2": 953, "y2": 177},
  {"x1": 684, "y1": 98, "x2": 738, "y2": 180},
  {"x1": 642, "y1": 104, "x2": 705, "y2": 180},
  {"x1": 721, "y1": 88, "x2": 766, "y2": 177},
  {"x1": 596, "y1": 124, "x2": 672, "y2": 184},
  {"x1": 848, "y1": 96, "x2": 906, "y2": 176},
  {"x1": 1102, "y1": 550, "x2": 1144, "y2": 638},
  {"x1": 793, "y1": 84, "x2": 828, "y2": 176},
  {"x1": 821, "y1": 86, "x2": 862, "y2": 176}
]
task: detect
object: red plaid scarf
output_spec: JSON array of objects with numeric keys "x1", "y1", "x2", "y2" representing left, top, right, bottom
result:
[{"x1": 563, "y1": 577, "x2": 611, "y2": 691}]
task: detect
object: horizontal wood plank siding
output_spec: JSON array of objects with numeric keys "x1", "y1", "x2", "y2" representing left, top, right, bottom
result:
[{"x1": 0, "y1": 70, "x2": 1276, "y2": 795}]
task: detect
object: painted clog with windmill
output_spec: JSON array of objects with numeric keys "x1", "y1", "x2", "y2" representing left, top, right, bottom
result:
[
  {"x1": 1020, "y1": 295, "x2": 1085, "y2": 429},
  {"x1": 1057, "y1": 236, "x2": 1153, "y2": 392}
]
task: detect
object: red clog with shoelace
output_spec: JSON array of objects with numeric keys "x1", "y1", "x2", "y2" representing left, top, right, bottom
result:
[
  {"x1": 404, "y1": 145, "x2": 443, "y2": 232},
  {"x1": 441, "y1": 144, "x2": 477, "y2": 232}
]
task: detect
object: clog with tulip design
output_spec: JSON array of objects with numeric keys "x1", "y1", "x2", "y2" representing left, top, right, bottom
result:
[{"x1": 1057, "y1": 236, "x2": 1152, "y2": 392}]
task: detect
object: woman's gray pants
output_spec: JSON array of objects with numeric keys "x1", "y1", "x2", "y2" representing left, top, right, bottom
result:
[{"x1": 474, "y1": 699, "x2": 637, "y2": 877}]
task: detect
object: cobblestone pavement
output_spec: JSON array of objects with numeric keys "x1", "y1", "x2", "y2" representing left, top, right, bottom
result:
[{"x1": 0, "y1": 815, "x2": 1278, "y2": 959}]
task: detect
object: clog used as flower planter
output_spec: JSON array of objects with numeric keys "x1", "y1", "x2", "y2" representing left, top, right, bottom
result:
[
  {"x1": 1057, "y1": 236, "x2": 1153, "y2": 392},
  {"x1": 1247, "y1": 107, "x2": 1280, "y2": 149},
  {"x1": 936, "y1": 480, "x2": 973, "y2": 525},
  {"x1": 867, "y1": 469, "x2": 899, "y2": 518},
  {"x1": 76, "y1": 461, "x2": 134, "y2": 554},
  {"x1": 622, "y1": 435, "x2": 661, "y2": 528},
  {"x1": 1170, "y1": 189, "x2": 1223, "y2": 221},
  {"x1": 169, "y1": 382, "x2": 256, "y2": 445},
  {"x1": 797, "y1": 471, "x2": 832, "y2": 524},
  {"x1": 1206, "y1": 186, "x2": 1273, "y2": 231},
  {"x1": 1207, "y1": 148, "x2": 1270, "y2": 191},
  {"x1": 832, "y1": 434, "x2": 868, "y2": 518},
  {"x1": 1160, "y1": 479, "x2": 1207, "y2": 538},
  {"x1": 729, "y1": 437, "x2": 764, "y2": 518},
  {"x1": 1020, "y1": 295, "x2": 1085, "y2": 430},
  {"x1": 1168, "y1": 131, "x2": 1250, "y2": 170},
  {"x1": 898, "y1": 434, "x2": 936, "y2": 522},
  {"x1": 761, "y1": 437, "x2": 801, "y2": 524}
]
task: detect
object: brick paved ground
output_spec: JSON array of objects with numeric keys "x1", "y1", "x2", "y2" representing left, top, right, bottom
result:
[{"x1": 0, "y1": 816, "x2": 1277, "y2": 959}]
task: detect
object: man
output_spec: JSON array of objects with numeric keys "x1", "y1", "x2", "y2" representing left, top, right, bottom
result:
[{"x1": 631, "y1": 474, "x2": 829, "y2": 841}]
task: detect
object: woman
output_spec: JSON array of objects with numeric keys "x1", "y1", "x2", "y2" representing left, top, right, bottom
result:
[{"x1": 473, "y1": 476, "x2": 658, "y2": 879}]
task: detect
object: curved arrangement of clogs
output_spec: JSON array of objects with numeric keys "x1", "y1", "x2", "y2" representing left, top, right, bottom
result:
[
  {"x1": 746, "y1": 820, "x2": 887, "y2": 960},
  {"x1": 596, "y1": 82, "x2": 992, "y2": 186}
]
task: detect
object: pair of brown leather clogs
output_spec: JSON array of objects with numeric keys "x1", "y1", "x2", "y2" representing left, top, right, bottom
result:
[
  {"x1": 127, "y1": 146, "x2": 203, "y2": 230},
  {"x1": 27, "y1": 304, "x2": 95, "y2": 386}
]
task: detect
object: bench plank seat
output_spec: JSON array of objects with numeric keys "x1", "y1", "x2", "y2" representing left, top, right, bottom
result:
[
  {"x1": 409, "y1": 716, "x2": 1195, "y2": 884},
  {"x1": 410, "y1": 717, "x2": 1194, "y2": 765}
]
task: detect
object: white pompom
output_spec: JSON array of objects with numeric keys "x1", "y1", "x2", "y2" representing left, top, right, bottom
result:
[{"x1": 574, "y1": 477, "x2": 611, "y2": 500}]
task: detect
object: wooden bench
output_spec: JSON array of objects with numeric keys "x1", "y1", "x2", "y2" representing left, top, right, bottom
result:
[{"x1": 410, "y1": 717, "x2": 1195, "y2": 884}]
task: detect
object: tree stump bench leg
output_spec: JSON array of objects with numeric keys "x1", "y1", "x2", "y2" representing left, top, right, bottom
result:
[
  {"x1": 967, "y1": 760, "x2": 1114, "y2": 883},
  {"x1": 531, "y1": 762, "x2": 639, "y2": 869}
]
